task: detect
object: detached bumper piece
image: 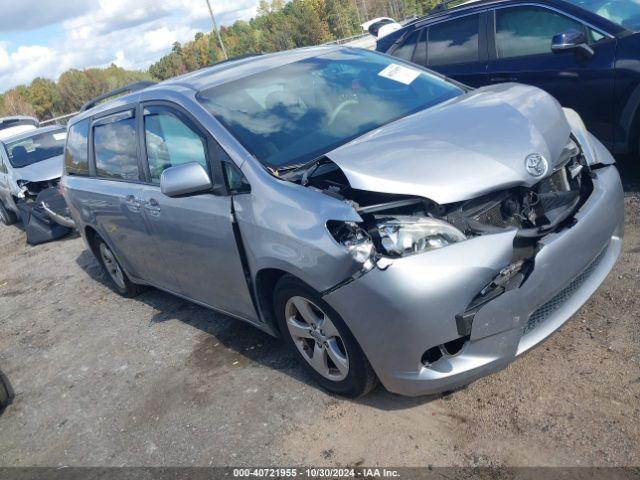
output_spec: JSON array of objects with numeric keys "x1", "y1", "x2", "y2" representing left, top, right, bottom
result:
[
  {"x1": 455, "y1": 260, "x2": 531, "y2": 337},
  {"x1": 16, "y1": 187, "x2": 74, "y2": 246}
]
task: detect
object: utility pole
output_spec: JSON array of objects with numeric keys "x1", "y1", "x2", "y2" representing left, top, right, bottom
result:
[{"x1": 205, "y1": 0, "x2": 228, "y2": 60}]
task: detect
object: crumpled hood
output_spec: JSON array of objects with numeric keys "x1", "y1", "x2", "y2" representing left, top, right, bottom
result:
[
  {"x1": 325, "y1": 83, "x2": 571, "y2": 204},
  {"x1": 13, "y1": 154, "x2": 63, "y2": 183}
]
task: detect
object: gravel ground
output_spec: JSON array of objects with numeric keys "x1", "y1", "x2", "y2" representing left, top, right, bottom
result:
[{"x1": 0, "y1": 165, "x2": 638, "y2": 468}]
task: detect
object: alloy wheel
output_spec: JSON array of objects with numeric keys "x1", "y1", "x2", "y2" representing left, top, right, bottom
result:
[
  {"x1": 284, "y1": 296, "x2": 349, "y2": 381},
  {"x1": 99, "y1": 243, "x2": 126, "y2": 290}
]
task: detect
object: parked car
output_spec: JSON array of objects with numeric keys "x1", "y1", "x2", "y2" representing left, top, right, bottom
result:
[
  {"x1": 377, "y1": 0, "x2": 640, "y2": 156},
  {"x1": 0, "y1": 126, "x2": 75, "y2": 244},
  {"x1": 361, "y1": 17, "x2": 403, "y2": 39},
  {"x1": 63, "y1": 47, "x2": 623, "y2": 397},
  {"x1": 0, "y1": 116, "x2": 39, "y2": 140}
]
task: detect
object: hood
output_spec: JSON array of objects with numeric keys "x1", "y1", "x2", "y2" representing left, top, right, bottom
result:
[
  {"x1": 13, "y1": 154, "x2": 64, "y2": 183},
  {"x1": 325, "y1": 83, "x2": 571, "y2": 205}
]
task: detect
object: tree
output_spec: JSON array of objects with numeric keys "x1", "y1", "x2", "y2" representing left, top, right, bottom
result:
[
  {"x1": 24, "y1": 78, "x2": 62, "y2": 119},
  {"x1": 1, "y1": 0, "x2": 378, "y2": 116},
  {"x1": 0, "y1": 90, "x2": 37, "y2": 117}
]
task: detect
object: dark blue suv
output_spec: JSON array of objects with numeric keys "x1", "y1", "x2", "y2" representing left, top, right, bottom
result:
[{"x1": 377, "y1": 0, "x2": 640, "y2": 155}]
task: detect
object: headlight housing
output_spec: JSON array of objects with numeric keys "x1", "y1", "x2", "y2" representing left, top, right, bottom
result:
[
  {"x1": 327, "y1": 221, "x2": 375, "y2": 265},
  {"x1": 376, "y1": 216, "x2": 466, "y2": 257}
]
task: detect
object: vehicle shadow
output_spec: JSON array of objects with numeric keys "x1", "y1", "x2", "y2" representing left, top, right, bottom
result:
[{"x1": 74, "y1": 250, "x2": 442, "y2": 410}]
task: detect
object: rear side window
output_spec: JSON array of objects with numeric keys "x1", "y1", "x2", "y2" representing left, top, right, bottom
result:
[
  {"x1": 93, "y1": 112, "x2": 140, "y2": 181},
  {"x1": 143, "y1": 109, "x2": 208, "y2": 183},
  {"x1": 428, "y1": 15, "x2": 480, "y2": 66},
  {"x1": 65, "y1": 120, "x2": 90, "y2": 176},
  {"x1": 495, "y1": 7, "x2": 584, "y2": 59}
]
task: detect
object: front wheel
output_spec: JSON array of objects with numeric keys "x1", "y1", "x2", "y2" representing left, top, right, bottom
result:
[{"x1": 274, "y1": 275, "x2": 378, "y2": 397}]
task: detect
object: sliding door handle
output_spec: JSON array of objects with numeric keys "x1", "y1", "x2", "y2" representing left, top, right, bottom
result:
[{"x1": 144, "y1": 197, "x2": 161, "y2": 216}]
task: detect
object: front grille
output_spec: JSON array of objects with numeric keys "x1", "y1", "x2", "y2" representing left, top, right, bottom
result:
[{"x1": 523, "y1": 247, "x2": 607, "y2": 335}]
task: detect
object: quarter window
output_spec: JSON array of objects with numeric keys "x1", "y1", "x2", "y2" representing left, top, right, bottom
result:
[
  {"x1": 143, "y1": 110, "x2": 208, "y2": 184},
  {"x1": 93, "y1": 112, "x2": 140, "y2": 181},
  {"x1": 495, "y1": 7, "x2": 584, "y2": 59},
  {"x1": 392, "y1": 30, "x2": 420, "y2": 61},
  {"x1": 428, "y1": 15, "x2": 480, "y2": 66},
  {"x1": 65, "y1": 119, "x2": 90, "y2": 176}
]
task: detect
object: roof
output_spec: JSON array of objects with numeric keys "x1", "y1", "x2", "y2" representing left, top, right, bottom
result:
[
  {"x1": 0, "y1": 125, "x2": 65, "y2": 145},
  {"x1": 0, "y1": 116, "x2": 39, "y2": 127},
  {"x1": 70, "y1": 45, "x2": 344, "y2": 124},
  {"x1": 404, "y1": 0, "x2": 625, "y2": 30}
]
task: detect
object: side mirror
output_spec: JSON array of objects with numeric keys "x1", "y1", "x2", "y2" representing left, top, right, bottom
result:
[
  {"x1": 552, "y1": 29, "x2": 594, "y2": 58},
  {"x1": 160, "y1": 162, "x2": 212, "y2": 197}
]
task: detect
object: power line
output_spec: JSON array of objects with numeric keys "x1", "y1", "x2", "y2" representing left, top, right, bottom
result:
[{"x1": 205, "y1": 0, "x2": 228, "y2": 60}]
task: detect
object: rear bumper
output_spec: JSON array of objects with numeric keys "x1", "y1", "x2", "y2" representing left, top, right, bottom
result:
[{"x1": 324, "y1": 165, "x2": 624, "y2": 396}]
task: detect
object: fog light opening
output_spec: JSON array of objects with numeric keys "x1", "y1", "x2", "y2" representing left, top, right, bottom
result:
[
  {"x1": 443, "y1": 336, "x2": 469, "y2": 356},
  {"x1": 422, "y1": 336, "x2": 470, "y2": 367},
  {"x1": 421, "y1": 346, "x2": 443, "y2": 366}
]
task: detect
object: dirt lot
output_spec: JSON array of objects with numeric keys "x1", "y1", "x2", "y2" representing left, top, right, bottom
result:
[{"x1": 0, "y1": 166, "x2": 638, "y2": 468}]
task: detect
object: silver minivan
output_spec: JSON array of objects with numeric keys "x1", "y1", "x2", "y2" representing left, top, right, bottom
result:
[{"x1": 62, "y1": 47, "x2": 624, "y2": 397}]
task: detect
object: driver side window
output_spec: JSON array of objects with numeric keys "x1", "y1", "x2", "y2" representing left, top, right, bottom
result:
[
  {"x1": 495, "y1": 7, "x2": 587, "y2": 59},
  {"x1": 143, "y1": 109, "x2": 208, "y2": 184}
]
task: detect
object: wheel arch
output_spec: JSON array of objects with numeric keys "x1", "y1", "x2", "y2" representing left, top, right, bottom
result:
[{"x1": 254, "y1": 267, "x2": 290, "y2": 337}]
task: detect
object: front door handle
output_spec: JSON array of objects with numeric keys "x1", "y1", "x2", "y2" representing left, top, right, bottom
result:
[
  {"x1": 144, "y1": 197, "x2": 161, "y2": 216},
  {"x1": 125, "y1": 194, "x2": 142, "y2": 213}
]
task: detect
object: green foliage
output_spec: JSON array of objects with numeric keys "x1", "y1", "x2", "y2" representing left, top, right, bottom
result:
[
  {"x1": 0, "y1": 0, "x2": 465, "y2": 119},
  {"x1": 148, "y1": 0, "x2": 361, "y2": 80},
  {"x1": 0, "y1": 64, "x2": 152, "y2": 120}
]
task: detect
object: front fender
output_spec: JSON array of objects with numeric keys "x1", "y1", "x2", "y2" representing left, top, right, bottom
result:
[
  {"x1": 233, "y1": 178, "x2": 363, "y2": 294},
  {"x1": 563, "y1": 108, "x2": 615, "y2": 166}
]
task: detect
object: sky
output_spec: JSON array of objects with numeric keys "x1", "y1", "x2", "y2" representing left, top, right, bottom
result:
[{"x1": 0, "y1": 0, "x2": 260, "y2": 93}]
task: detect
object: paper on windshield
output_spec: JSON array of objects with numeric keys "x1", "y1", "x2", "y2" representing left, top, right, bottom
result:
[
  {"x1": 53, "y1": 133, "x2": 67, "y2": 141},
  {"x1": 378, "y1": 64, "x2": 421, "y2": 85}
]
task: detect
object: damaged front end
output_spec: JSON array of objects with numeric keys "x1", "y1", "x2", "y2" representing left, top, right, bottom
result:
[
  {"x1": 289, "y1": 136, "x2": 592, "y2": 279},
  {"x1": 15, "y1": 178, "x2": 75, "y2": 245}
]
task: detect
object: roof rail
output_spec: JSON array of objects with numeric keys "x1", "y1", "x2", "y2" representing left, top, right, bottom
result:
[
  {"x1": 80, "y1": 81, "x2": 156, "y2": 112},
  {"x1": 428, "y1": 0, "x2": 464, "y2": 15},
  {"x1": 208, "y1": 52, "x2": 263, "y2": 68}
]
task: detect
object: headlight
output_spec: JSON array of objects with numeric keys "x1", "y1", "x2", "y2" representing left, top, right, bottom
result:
[
  {"x1": 376, "y1": 216, "x2": 466, "y2": 257},
  {"x1": 327, "y1": 221, "x2": 375, "y2": 265}
]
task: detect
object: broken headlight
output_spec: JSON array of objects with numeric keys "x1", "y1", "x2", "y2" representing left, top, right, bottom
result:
[
  {"x1": 327, "y1": 221, "x2": 375, "y2": 266},
  {"x1": 376, "y1": 216, "x2": 466, "y2": 257}
]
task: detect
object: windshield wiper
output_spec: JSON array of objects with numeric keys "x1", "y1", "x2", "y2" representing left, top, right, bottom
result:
[{"x1": 271, "y1": 156, "x2": 331, "y2": 183}]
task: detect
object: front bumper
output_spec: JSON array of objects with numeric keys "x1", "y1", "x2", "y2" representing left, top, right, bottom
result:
[{"x1": 324, "y1": 165, "x2": 624, "y2": 396}]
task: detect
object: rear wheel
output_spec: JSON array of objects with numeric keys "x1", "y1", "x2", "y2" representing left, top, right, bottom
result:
[
  {"x1": 274, "y1": 275, "x2": 378, "y2": 397},
  {"x1": 0, "y1": 200, "x2": 18, "y2": 225},
  {"x1": 95, "y1": 238, "x2": 144, "y2": 297}
]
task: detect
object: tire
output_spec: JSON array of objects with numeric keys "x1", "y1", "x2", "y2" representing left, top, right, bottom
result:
[
  {"x1": 0, "y1": 200, "x2": 18, "y2": 226},
  {"x1": 94, "y1": 237, "x2": 144, "y2": 298},
  {"x1": 0, "y1": 382, "x2": 8, "y2": 411},
  {"x1": 274, "y1": 275, "x2": 378, "y2": 397},
  {"x1": 0, "y1": 373, "x2": 10, "y2": 412}
]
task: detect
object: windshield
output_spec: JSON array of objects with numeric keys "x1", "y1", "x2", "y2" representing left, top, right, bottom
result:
[
  {"x1": 5, "y1": 129, "x2": 67, "y2": 168},
  {"x1": 566, "y1": 0, "x2": 640, "y2": 31},
  {"x1": 198, "y1": 49, "x2": 463, "y2": 169}
]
